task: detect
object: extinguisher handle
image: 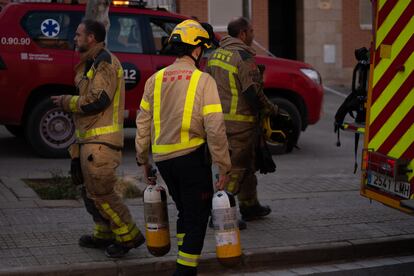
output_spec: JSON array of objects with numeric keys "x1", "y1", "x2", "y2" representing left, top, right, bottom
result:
[{"x1": 147, "y1": 167, "x2": 157, "y2": 185}]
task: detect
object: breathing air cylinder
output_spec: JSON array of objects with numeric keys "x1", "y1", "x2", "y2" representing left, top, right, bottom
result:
[
  {"x1": 143, "y1": 169, "x2": 170, "y2": 256},
  {"x1": 211, "y1": 190, "x2": 242, "y2": 266}
]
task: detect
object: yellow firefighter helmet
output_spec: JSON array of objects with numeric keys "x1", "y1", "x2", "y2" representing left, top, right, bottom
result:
[{"x1": 169, "y1": 19, "x2": 212, "y2": 48}]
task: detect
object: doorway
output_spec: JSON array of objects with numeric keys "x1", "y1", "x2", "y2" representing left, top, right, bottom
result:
[{"x1": 268, "y1": 0, "x2": 297, "y2": 60}]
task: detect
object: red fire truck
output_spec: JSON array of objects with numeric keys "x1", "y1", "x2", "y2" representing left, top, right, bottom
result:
[{"x1": 357, "y1": 0, "x2": 413, "y2": 213}]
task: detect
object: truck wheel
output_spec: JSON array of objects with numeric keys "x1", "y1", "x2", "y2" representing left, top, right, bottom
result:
[
  {"x1": 5, "y1": 125, "x2": 24, "y2": 138},
  {"x1": 25, "y1": 98, "x2": 75, "y2": 158},
  {"x1": 268, "y1": 97, "x2": 302, "y2": 153}
]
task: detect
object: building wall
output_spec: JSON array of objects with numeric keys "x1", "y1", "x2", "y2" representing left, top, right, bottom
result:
[
  {"x1": 342, "y1": 0, "x2": 371, "y2": 68},
  {"x1": 302, "y1": 0, "x2": 344, "y2": 85},
  {"x1": 175, "y1": 0, "x2": 208, "y2": 22}
]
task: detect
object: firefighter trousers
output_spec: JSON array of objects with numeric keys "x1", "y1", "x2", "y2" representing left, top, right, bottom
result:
[
  {"x1": 156, "y1": 145, "x2": 213, "y2": 276},
  {"x1": 80, "y1": 143, "x2": 141, "y2": 246},
  {"x1": 226, "y1": 128, "x2": 259, "y2": 208}
]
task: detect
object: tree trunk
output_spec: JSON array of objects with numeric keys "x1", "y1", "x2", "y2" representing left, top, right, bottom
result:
[{"x1": 85, "y1": 0, "x2": 111, "y2": 30}]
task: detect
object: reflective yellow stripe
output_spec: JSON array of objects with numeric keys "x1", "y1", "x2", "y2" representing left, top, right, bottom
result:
[
  {"x1": 94, "y1": 224, "x2": 111, "y2": 232},
  {"x1": 153, "y1": 69, "x2": 165, "y2": 145},
  {"x1": 181, "y1": 70, "x2": 202, "y2": 142},
  {"x1": 369, "y1": 88, "x2": 414, "y2": 150},
  {"x1": 152, "y1": 137, "x2": 205, "y2": 154},
  {"x1": 373, "y1": 15, "x2": 414, "y2": 87},
  {"x1": 93, "y1": 230, "x2": 114, "y2": 240},
  {"x1": 76, "y1": 67, "x2": 123, "y2": 139},
  {"x1": 113, "y1": 224, "x2": 130, "y2": 235},
  {"x1": 202, "y1": 104, "x2": 222, "y2": 116},
  {"x1": 177, "y1": 233, "x2": 185, "y2": 246},
  {"x1": 371, "y1": 51, "x2": 414, "y2": 122},
  {"x1": 140, "y1": 99, "x2": 150, "y2": 111},
  {"x1": 101, "y1": 202, "x2": 126, "y2": 228},
  {"x1": 152, "y1": 69, "x2": 206, "y2": 154},
  {"x1": 86, "y1": 68, "x2": 94, "y2": 79},
  {"x1": 207, "y1": 59, "x2": 238, "y2": 74},
  {"x1": 115, "y1": 226, "x2": 140, "y2": 243},
  {"x1": 177, "y1": 250, "x2": 199, "y2": 267},
  {"x1": 224, "y1": 113, "x2": 255, "y2": 122},
  {"x1": 378, "y1": 0, "x2": 386, "y2": 11},
  {"x1": 69, "y1": 96, "x2": 79, "y2": 112},
  {"x1": 388, "y1": 112, "x2": 414, "y2": 158},
  {"x1": 76, "y1": 123, "x2": 122, "y2": 138},
  {"x1": 376, "y1": 0, "x2": 410, "y2": 49},
  {"x1": 229, "y1": 73, "x2": 238, "y2": 115}
]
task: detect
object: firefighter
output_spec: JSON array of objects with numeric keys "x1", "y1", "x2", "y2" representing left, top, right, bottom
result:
[
  {"x1": 135, "y1": 19, "x2": 231, "y2": 276},
  {"x1": 206, "y1": 17, "x2": 278, "y2": 223},
  {"x1": 51, "y1": 20, "x2": 144, "y2": 258}
]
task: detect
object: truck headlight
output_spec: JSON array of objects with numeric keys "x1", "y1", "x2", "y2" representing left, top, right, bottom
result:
[{"x1": 300, "y1": 68, "x2": 322, "y2": 85}]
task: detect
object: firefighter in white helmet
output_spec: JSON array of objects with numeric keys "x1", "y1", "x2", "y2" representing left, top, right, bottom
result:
[{"x1": 135, "y1": 19, "x2": 231, "y2": 275}]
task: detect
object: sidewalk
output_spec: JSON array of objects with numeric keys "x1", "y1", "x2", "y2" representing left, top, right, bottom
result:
[{"x1": 1, "y1": 173, "x2": 414, "y2": 276}]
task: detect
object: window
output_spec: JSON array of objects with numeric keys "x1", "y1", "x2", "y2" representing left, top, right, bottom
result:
[
  {"x1": 108, "y1": 15, "x2": 143, "y2": 53},
  {"x1": 149, "y1": 18, "x2": 178, "y2": 55},
  {"x1": 208, "y1": 0, "x2": 247, "y2": 32},
  {"x1": 359, "y1": 0, "x2": 372, "y2": 30},
  {"x1": 22, "y1": 11, "x2": 81, "y2": 50}
]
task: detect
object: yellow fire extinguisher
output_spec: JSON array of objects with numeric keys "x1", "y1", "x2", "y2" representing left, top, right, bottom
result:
[
  {"x1": 212, "y1": 190, "x2": 242, "y2": 266},
  {"x1": 143, "y1": 168, "x2": 170, "y2": 256}
]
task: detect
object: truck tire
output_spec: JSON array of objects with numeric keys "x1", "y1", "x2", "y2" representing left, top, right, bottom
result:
[
  {"x1": 5, "y1": 124, "x2": 24, "y2": 138},
  {"x1": 25, "y1": 97, "x2": 75, "y2": 158},
  {"x1": 268, "y1": 97, "x2": 302, "y2": 153}
]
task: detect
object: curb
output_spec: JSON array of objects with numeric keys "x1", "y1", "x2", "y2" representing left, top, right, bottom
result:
[{"x1": 2, "y1": 235, "x2": 414, "y2": 275}]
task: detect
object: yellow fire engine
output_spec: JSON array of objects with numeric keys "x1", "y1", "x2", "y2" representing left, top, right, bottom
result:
[{"x1": 360, "y1": 0, "x2": 414, "y2": 213}]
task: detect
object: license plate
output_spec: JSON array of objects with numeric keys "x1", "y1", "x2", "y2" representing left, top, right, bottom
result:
[{"x1": 367, "y1": 171, "x2": 411, "y2": 199}]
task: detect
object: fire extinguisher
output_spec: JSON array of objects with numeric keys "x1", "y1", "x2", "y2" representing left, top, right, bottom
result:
[
  {"x1": 211, "y1": 190, "x2": 242, "y2": 266},
  {"x1": 143, "y1": 168, "x2": 170, "y2": 256}
]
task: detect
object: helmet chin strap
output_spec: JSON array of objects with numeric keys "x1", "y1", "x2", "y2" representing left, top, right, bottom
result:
[{"x1": 186, "y1": 47, "x2": 204, "y2": 68}]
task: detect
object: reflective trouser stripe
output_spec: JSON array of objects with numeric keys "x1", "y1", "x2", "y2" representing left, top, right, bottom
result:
[
  {"x1": 177, "y1": 233, "x2": 185, "y2": 246},
  {"x1": 93, "y1": 224, "x2": 114, "y2": 239},
  {"x1": 151, "y1": 69, "x2": 206, "y2": 154},
  {"x1": 101, "y1": 203, "x2": 126, "y2": 228},
  {"x1": 116, "y1": 225, "x2": 140, "y2": 243},
  {"x1": 177, "y1": 250, "x2": 200, "y2": 267},
  {"x1": 76, "y1": 68, "x2": 123, "y2": 139}
]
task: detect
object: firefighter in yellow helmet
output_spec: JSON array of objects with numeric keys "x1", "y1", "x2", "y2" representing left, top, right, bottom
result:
[
  {"x1": 135, "y1": 19, "x2": 231, "y2": 276},
  {"x1": 51, "y1": 20, "x2": 144, "y2": 258},
  {"x1": 206, "y1": 17, "x2": 279, "y2": 224}
]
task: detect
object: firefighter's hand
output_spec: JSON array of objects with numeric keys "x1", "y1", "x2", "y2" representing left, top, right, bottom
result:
[
  {"x1": 143, "y1": 164, "x2": 157, "y2": 185},
  {"x1": 215, "y1": 174, "x2": 229, "y2": 191},
  {"x1": 51, "y1": 95, "x2": 63, "y2": 107}
]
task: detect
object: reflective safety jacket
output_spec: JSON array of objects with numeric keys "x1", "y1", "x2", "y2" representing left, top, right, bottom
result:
[
  {"x1": 62, "y1": 43, "x2": 125, "y2": 149},
  {"x1": 206, "y1": 35, "x2": 277, "y2": 133},
  {"x1": 135, "y1": 56, "x2": 231, "y2": 175}
]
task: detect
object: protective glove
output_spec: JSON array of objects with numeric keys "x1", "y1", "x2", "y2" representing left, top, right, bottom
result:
[{"x1": 70, "y1": 158, "x2": 83, "y2": 185}]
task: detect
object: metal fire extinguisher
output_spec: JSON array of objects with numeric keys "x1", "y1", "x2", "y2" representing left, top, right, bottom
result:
[
  {"x1": 211, "y1": 190, "x2": 242, "y2": 266},
  {"x1": 143, "y1": 168, "x2": 170, "y2": 256}
]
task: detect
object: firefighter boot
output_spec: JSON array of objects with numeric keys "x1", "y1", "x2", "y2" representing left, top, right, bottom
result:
[
  {"x1": 240, "y1": 204, "x2": 271, "y2": 221},
  {"x1": 105, "y1": 231, "x2": 146, "y2": 258},
  {"x1": 78, "y1": 235, "x2": 114, "y2": 249}
]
